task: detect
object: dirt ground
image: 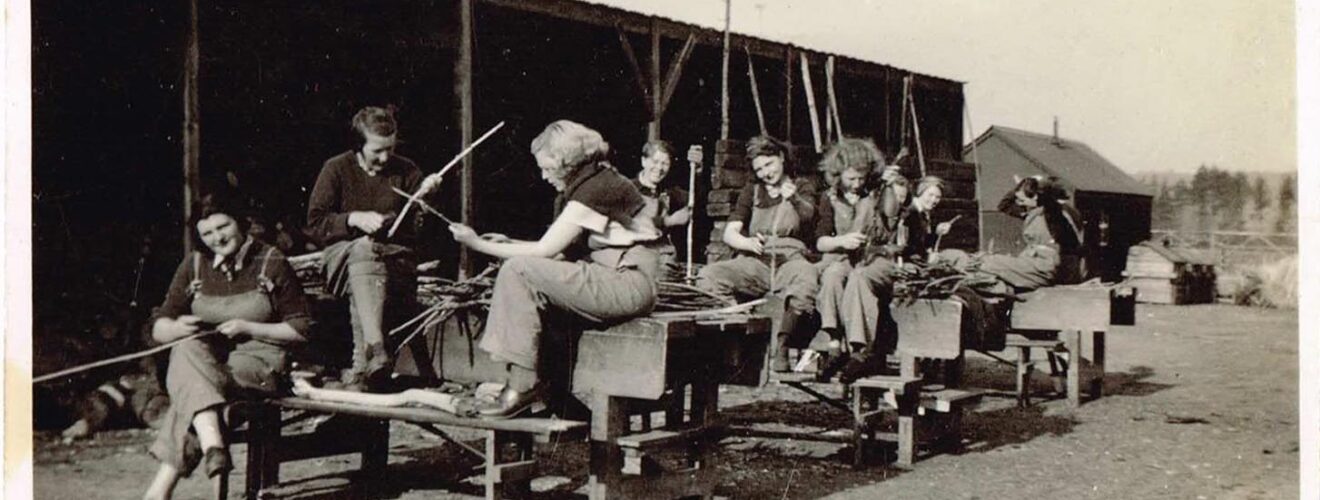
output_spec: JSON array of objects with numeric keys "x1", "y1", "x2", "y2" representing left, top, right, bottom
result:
[{"x1": 33, "y1": 303, "x2": 1299, "y2": 499}]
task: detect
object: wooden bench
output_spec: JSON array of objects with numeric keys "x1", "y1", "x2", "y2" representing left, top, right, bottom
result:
[
  {"x1": 1005, "y1": 284, "x2": 1135, "y2": 408},
  {"x1": 849, "y1": 356, "x2": 985, "y2": 469},
  {"x1": 229, "y1": 397, "x2": 589, "y2": 500},
  {"x1": 391, "y1": 312, "x2": 771, "y2": 499}
]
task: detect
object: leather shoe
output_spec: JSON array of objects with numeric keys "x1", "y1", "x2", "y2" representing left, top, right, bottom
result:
[
  {"x1": 815, "y1": 350, "x2": 851, "y2": 382},
  {"x1": 838, "y1": 352, "x2": 894, "y2": 385},
  {"x1": 478, "y1": 384, "x2": 546, "y2": 419},
  {"x1": 203, "y1": 446, "x2": 232, "y2": 478}
]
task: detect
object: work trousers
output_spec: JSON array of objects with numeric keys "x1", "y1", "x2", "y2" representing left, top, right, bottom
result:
[
  {"x1": 695, "y1": 254, "x2": 820, "y2": 314},
  {"x1": 816, "y1": 259, "x2": 853, "y2": 331},
  {"x1": 839, "y1": 259, "x2": 903, "y2": 352},
  {"x1": 479, "y1": 256, "x2": 657, "y2": 373},
  {"x1": 322, "y1": 237, "x2": 415, "y2": 372},
  {"x1": 149, "y1": 338, "x2": 283, "y2": 476}
]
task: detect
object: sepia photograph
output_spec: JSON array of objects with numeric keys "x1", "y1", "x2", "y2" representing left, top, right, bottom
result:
[{"x1": 6, "y1": 0, "x2": 1311, "y2": 498}]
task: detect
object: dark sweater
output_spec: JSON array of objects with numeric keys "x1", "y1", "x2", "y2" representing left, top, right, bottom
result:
[{"x1": 306, "y1": 151, "x2": 425, "y2": 247}]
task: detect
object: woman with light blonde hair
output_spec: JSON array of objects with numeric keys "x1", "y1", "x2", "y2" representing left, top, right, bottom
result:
[{"x1": 445, "y1": 120, "x2": 663, "y2": 418}]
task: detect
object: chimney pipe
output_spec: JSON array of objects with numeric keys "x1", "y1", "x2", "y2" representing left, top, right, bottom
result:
[{"x1": 1052, "y1": 116, "x2": 1061, "y2": 146}]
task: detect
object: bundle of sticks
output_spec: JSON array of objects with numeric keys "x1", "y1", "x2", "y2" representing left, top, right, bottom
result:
[
  {"x1": 391, "y1": 265, "x2": 498, "y2": 357},
  {"x1": 287, "y1": 251, "x2": 327, "y2": 297},
  {"x1": 891, "y1": 257, "x2": 1003, "y2": 305}
]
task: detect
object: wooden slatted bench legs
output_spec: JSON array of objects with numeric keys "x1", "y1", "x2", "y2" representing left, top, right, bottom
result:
[
  {"x1": 1006, "y1": 329, "x2": 1106, "y2": 409},
  {"x1": 589, "y1": 382, "x2": 720, "y2": 500},
  {"x1": 850, "y1": 373, "x2": 983, "y2": 470},
  {"x1": 485, "y1": 430, "x2": 535, "y2": 500}
]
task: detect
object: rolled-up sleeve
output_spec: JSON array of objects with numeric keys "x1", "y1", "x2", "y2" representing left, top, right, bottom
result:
[
  {"x1": 150, "y1": 258, "x2": 194, "y2": 325},
  {"x1": 267, "y1": 257, "x2": 313, "y2": 338}
]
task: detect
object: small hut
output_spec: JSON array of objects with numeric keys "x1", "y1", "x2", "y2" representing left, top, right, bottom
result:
[{"x1": 1123, "y1": 241, "x2": 1217, "y2": 305}]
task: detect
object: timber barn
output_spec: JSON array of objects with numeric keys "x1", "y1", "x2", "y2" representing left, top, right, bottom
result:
[{"x1": 33, "y1": 0, "x2": 972, "y2": 282}]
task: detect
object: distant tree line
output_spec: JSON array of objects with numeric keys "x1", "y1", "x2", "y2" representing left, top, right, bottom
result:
[{"x1": 1145, "y1": 165, "x2": 1295, "y2": 234}]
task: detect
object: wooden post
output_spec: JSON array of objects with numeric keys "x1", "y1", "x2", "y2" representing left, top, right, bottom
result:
[
  {"x1": 182, "y1": 0, "x2": 200, "y2": 254},
  {"x1": 783, "y1": 47, "x2": 793, "y2": 141},
  {"x1": 719, "y1": 0, "x2": 731, "y2": 141},
  {"x1": 456, "y1": 0, "x2": 475, "y2": 278},
  {"x1": 649, "y1": 18, "x2": 662, "y2": 140}
]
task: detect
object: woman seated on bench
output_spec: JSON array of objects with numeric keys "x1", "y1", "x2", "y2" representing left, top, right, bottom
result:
[
  {"x1": 835, "y1": 175, "x2": 949, "y2": 383},
  {"x1": 446, "y1": 120, "x2": 662, "y2": 419},
  {"x1": 697, "y1": 135, "x2": 821, "y2": 372},
  {"x1": 144, "y1": 195, "x2": 311, "y2": 500},
  {"x1": 938, "y1": 175, "x2": 1083, "y2": 291}
]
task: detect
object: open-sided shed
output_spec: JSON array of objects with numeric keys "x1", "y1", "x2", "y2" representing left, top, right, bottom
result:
[{"x1": 964, "y1": 126, "x2": 1154, "y2": 281}]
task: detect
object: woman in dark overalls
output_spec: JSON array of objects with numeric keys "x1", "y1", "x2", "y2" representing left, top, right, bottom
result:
[
  {"x1": 447, "y1": 120, "x2": 662, "y2": 418},
  {"x1": 143, "y1": 197, "x2": 310, "y2": 500},
  {"x1": 697, "y1": 135, "x2": 820, "y2": 372}
]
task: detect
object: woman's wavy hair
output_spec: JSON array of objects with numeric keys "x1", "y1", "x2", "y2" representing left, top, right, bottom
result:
[
  {"x1": 531, "y1": 120, "x2": 612, "y2": 174},
  {"x1": 188, "y1": 193, "x2": 250, "y2": 257}
]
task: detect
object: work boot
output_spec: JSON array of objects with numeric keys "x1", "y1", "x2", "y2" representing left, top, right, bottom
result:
[
  {"x1": 348, "y1": 263, "x2": 391, "y2": 387},
  {"x1": 363, "y1": 342, "x2": 393, "y2": 389},
  {"x1": 816, "y1": 346, "x2": 851, "y2": 382}
]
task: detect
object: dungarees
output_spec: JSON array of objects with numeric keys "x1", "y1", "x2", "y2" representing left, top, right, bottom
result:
[
  {"x1": 637, "y1": 190, "x2": 678, "y2": 272},
  {"x1": 149, "y1": 249, "x2": 287, "y2": 476},
  {"x1": 817, "y1": 190, "x2": 875, "y2": 331},
  {"x1": 839, "y1": 200, "x2": 909, "y2": 352},
  {"x1": 697, "y1": 189, "x2": 820, "y2": 316}
]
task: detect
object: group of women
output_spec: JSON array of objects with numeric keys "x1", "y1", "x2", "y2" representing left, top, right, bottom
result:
[{"x1": 140, "y1": 120, "x2": 1082, "y2": 499}]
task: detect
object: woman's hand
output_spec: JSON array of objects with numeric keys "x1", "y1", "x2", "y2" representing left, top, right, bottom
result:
[
  {"x1": 736, "y1": 233, "x2": 765, "y2": 255},
  {"x1": 836, "y1": 232, "x2": 867, "y2": 250},
  {"x1": 777, "y1": 180, "x2": 797, "y2": 200},
  {"x1": 348, "y1": 211, "x2": 386, "y2": 234},
  {"x1": 449, "y1": 223, "x2": 480, "y2": 245},
  {"x1": 935, "y1": 221, "x2": 952, "y2": 236},
  {"x1": 686, "y1": 145, "x2": 704, "y2": 166},
  {"x1": 419, "y1": 173, "x2": 443, "y2": 195},
  {"x1": 153, "y1": 315, "x2": 200, "y2": 343},
  {"x1": 217, "y1": 319, "x2": 253, "y2": 339},
  {"x1": 881, "y1": 165, "x2": 903, "y2": 184}
]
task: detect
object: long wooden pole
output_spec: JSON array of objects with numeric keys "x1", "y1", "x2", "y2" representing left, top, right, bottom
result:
[
  {"x1": 182, "y1": 0, "x2": 200, "y2": 254},
  {"x1": 800, "y1": 53, "x2": 822, "y2": 153},
  {"x1": 746, "y1": 46, "x2": 766, "y2": 135},
  {"x1": 649, "y1": 18, "x2": 662, "y2": 140},
  {"x1": 719, "y1": 0, "x2": 731, "y2": 141},
  {"x1": 456, "y1": 0, "x2": 474, "y2": 277}
]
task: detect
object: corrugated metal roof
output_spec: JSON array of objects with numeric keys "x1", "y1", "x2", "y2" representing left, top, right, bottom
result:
[{"x1": 967, "y1": 126, "x2": 1154, "y2": 197}]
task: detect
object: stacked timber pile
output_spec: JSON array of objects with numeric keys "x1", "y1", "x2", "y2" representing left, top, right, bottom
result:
[{"x1": 1123, "y1": 241, "x2": 1217, "y2": 305}]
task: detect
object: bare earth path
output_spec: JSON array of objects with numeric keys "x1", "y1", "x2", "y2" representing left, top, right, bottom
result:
[{"x1": 34, "y1": 304, "x2": 1298, "y2": 499}]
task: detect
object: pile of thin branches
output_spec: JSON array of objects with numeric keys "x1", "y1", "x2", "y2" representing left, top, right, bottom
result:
[
  {"x1": 656, "y1": 281, "x2": 734, "y2": 312},
  {"x1": 391, "y1": 265, "x2": 498, "y2": 356},
  {"x1": 287, "y1": 251, "x2": 327, "y2": 297},
  {"x1": 892, "y1": 257, "x2": 1001, "y2": 305}
]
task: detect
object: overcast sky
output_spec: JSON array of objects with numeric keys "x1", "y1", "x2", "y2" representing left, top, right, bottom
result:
[{"x1": 590, "y1": 0, "x2": 1296, "y2": 174}]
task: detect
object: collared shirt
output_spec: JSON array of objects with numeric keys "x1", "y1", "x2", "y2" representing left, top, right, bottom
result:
[{"x1": 211, "y1": 237, "x2": 256, "y2": 272}]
